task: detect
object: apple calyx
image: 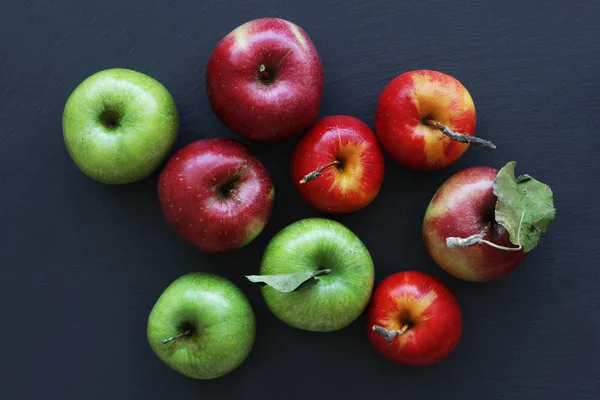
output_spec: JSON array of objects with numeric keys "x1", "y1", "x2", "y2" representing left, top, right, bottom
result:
[
  {"x1": 246, "y1": 269, "x2": 330, "y2": 292},
  {"x1": 424, "y1": 119, "x2": 496, "y2": 150},
  {"x1": 161, "y1": 329, "x2": 192, "y2": 344},
  {"x1": 299, "y1": 160, "x2": 340, "y2": 184},
  {"x1": 99, "y1": 108, "x2": 122, "y2": 130},
  {"x1": 446, "y1": 161, "x2": 556, "y2": 253},
  {"x1": 372, "y1": 324, "x2": 409, "y2": 344}
]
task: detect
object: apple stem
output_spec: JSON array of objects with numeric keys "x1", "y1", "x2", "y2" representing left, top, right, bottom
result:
[
  {"x1": 230, "y1": 189, "x2": 242, "y2": 204},
  {"x1": 372, "y1": 324, "x2": 409, "y2": 344},
  {"x1": 258, "y1": 64, "x2": 270, "y2": 81},
  {"x1": 446, "y1": 209, "x2": 525, "y2": 252},
  {"x1": 299, "y1": 160, "x2": 341, "y2": 184},
  {"x1": 424, "y1": 119, "x2": 496, "y2": 150},
  {"x1": 161, "y1": 330, "x2": 192, "y2": 344}
]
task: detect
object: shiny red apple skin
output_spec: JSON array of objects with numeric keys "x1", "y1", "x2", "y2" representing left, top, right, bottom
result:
[
  {"x1": 423, "y1": 166, "x2": 527, "y2": 281},
  {"x1": 290, "y1": 115, "x2": 385, "y2": 213},
  {"x1": 367, "y1": 271, "x2": 462, "y2": 366},
  {"x1": 375, "y1": 70, "x2": 476, "y2": 170},
  {"x1": 158, "y1": 139, "x2": 274, "y2": 254},
  {"x1": 206, "y1": 18, "x2": 324, "y2": 141}
]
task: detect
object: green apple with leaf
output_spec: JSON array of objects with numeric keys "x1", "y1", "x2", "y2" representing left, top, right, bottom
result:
[
  {"x1": 147, "y1": 273, "x2": 255, "y2": 379},
  {"x1": 248, "y1": 218, "x2": 375, "y2": 331},
  {"x1": 63, "y1": 68, "x2": 179, "y2": 184},
  {"x1": 423, "y1": 161, "x2": 556, "y2": 282}
]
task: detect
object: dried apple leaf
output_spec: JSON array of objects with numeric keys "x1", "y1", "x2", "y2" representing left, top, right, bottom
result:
[
  {"x1": 246, "y1": 269, "x2": 330, "y2": 293},
  {"x1": 492, "y1": 161, "x2": 556, "y2": 252}
]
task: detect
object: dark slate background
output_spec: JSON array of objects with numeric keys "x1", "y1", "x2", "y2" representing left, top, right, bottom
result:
[{"x1": 1, "y1": 0, "x2": 598, "y2": 398}]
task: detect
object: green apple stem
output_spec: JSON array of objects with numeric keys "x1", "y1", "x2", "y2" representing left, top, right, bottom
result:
[
  {"x1": 446, "y1": 209, "x2": 525, "y2": 252},
  {"x1": 372, "y1": 324, "x2": 409, "y2": 344},
  {"x1": 161, "y1": 330, "x2": 192, "y2": 344},
  {"x1": 299, "y1": 160, "x2": 340, "y2": 184},
  {"x1": 258, "y1": 64, "x2": 271, "y2": 81},
  {"x1": 424, "y1": 119, "x2": 496, "y2": 150}
]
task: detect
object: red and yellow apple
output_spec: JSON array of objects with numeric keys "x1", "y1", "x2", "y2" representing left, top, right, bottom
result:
[
  {"x1": 423, "y1": 166, "x2": 527, "y2": 281},
  {"x1": 367, "y1": 271, "x2": 462, "y2": 366},
  {"x1": 290, "y1": 115, "x2": 385, "y2": 213},
  {"x1": 206, "y1": 18, "x2": 324, "y2": 141},
  {"x1": 375, "y1": 70, "x2": 483, "y2": 171}
]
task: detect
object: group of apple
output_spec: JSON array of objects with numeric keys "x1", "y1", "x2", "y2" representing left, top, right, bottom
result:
[{"x1": 63, "y1": 18, "x2": 556, "y2": 379}]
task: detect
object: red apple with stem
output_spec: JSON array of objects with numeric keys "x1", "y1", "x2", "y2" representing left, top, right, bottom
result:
[
  {"x1": 367, "y1": 271, "x2": 462, "y2": 366},
  {"x1": 375, "y1": 70, "x2": 496, "y2": 171},
  {"x1": 423, "y1": 162, "x2": 556, "y2": 281},
  {"x1": 290, "y1": 115, "x2": 385, "y2": 213},
  {"x1": 206, "y1": 18, "x2": 324, "y2": 141},
  {"x1": 158, "y1": 139, "x2": 274, "y2": 253}
]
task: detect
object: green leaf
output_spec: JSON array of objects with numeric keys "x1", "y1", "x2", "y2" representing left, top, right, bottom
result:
[
  {"x1": 246, "y1": 269, "x2": 330, "y2": 293},
  {"x1": 493, "y1": 161, "x2": 556, "y2": 252}
]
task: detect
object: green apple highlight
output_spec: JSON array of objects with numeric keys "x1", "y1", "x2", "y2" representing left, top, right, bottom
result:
[
  {"x1": 63, "y1": 68, "x2": 179, "y2": 184},
  {"x1": 250, "y1": 218, "x2": 375, "y2": 332},
  {"x1": 147, "y1": 273, "x2": 255, "y2": 379}
]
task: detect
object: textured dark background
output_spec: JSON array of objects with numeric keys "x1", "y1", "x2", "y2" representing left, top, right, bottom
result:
[{"x1": 2, "y1": 0, "x2": 599, "y2": 398}]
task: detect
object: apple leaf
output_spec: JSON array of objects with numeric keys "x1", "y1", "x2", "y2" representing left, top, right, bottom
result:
[
  {"x1": 246, "y1": 269, "x2": 330, "y2": 293},
  {"x1": 492, "y1": 161, "x2": 556, "y2": 252}
]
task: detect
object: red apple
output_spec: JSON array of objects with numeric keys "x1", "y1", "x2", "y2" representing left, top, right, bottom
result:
[
  {"x1": 367, "y1": 271, "x2": 462, "y2": 366},
  {"x1": 290, "y1": 115, "x2": 385, "y2": 213},
  {"x1": 423, "y1": 166, "x2": 527, "y2": 281},
  {"x1": 158, "y1": 139, "x2": 274, "y2": 253},
  {"x1": 206, "y1": 18, "x2": 324, "y2": 141},
  {"x1": 375, "y1": 70, "x2": 494, "y2": 171}
]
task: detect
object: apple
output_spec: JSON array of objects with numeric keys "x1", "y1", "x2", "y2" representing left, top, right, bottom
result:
[
  {"x1": 375, "y1": 70, "x2": 495, "y2": 171},
  {"x1": 206, "y1": 18, "x2": 324, "y2": 141},
  {"x1": 423, "y1": 162, "x2": 556, "y2": 281},
  {"x1": 367, "y1": 271, "x2": 462, "y2": 366},
  {"x1": 248, "y1": 218, "x2": 374, "y2": 331},
  {"x1": 290, "y1": 115, "x2": 385, "y2": 213},
  {"x1": 147, "y1": 273, "x2": 255, "y2": 379},
  {"x1": 63, "y1": 68, "x2": 179, "y2": 184},
  {"x1": 158, "y1": 138, "x2": 274, "y2": 253}
]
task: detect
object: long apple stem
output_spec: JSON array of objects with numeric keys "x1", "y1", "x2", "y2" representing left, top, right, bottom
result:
[
  {"x1": 424, "y1": 119, "x2": 496, "y2": 150},
  {"x1": 161, "y1": 330, "x2": 192, "y2": 344},
  {"x1": 299, "y1": 160, "x2": 341, "y2": 184},
  {"x1": 372, "y1": 324, "x2": 409, "y2": 344},
  {"x1": 446, "y1": 209, "x2": 525, "y2": 252}
]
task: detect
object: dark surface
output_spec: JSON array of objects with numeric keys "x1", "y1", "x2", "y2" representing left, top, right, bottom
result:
[{"x1": 1, "y1": 0, "x2": 599, "y2": 398}]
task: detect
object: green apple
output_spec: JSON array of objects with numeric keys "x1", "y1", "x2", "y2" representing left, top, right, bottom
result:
[
  {"x1": 147, "y1": 273, "x2": 255, "y2": 379},
  {"x1": 251, "y1": 218, "x2": 375, "y2": 332},
  {"x1": 63, "y1": 68, "x2": 179, "y2": 184}
]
